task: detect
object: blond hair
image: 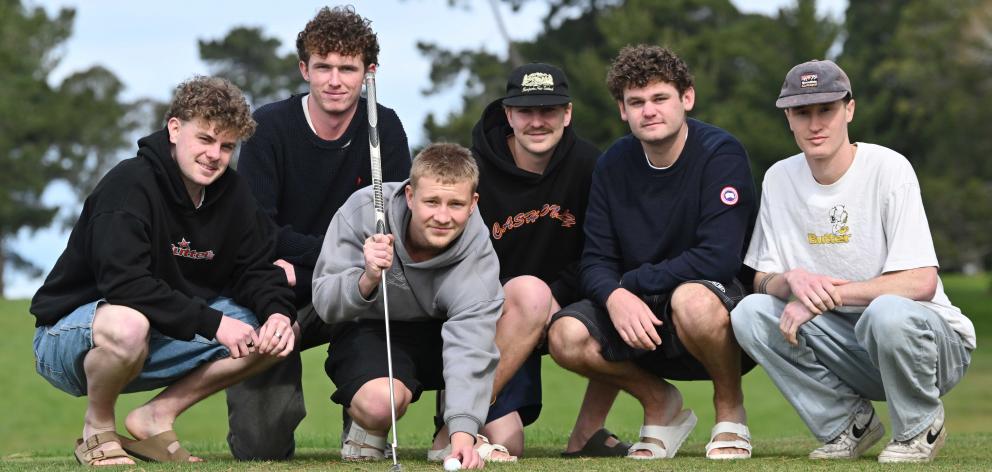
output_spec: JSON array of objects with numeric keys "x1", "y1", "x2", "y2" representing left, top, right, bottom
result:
[{"x1": 410, "y1": 143, "x2": 479, "y2": 191}]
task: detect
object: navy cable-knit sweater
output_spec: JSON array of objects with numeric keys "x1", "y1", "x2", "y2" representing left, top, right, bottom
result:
[{"x1": 237, "y1": 94, "x2": 411, "y2": 307}]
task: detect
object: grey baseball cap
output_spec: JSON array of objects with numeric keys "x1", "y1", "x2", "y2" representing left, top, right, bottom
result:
[
  {"x1": 502, "y1": 63, "x2": 571, "y2": 107},
  {"x1": 776, "y1": 59, "x2": 853, "y2": 109}
]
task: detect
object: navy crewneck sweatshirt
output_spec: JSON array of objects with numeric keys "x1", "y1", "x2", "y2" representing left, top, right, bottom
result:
[{"x1": 581, "y1": 118, "x2": 757, "y2": 306}]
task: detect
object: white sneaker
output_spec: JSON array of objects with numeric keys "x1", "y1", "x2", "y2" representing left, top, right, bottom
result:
[
  {"x1": 878, "y1": 404, "x2": 946, "y2": 463},
  {"x1": 809, "y1": 401, "x2": 885, "y2": 459}
]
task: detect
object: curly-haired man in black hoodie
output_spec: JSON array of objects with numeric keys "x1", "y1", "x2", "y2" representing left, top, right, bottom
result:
[{"x1": 30, "y1": 76, "x2": 296, "y2": 466}]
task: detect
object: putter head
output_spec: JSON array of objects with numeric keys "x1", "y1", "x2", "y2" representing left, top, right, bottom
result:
[{"x1": 389, "y1": 463, "x2": 403, "y2": 472}]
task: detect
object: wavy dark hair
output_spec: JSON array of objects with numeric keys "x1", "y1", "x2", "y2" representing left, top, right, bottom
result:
[
  {"x1": 606, "y1": 44, "x2": 694, "y2": 101},
  {"x1": 296, "y1": 6, "x2": 379, "y2": 67}
]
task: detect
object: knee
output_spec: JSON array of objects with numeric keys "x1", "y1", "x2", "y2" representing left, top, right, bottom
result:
[
  {"x1": 857, "y1": 295, "x2": 920, "y2": 344},
  {"x1": 93, "y1": 304, "x2": 150, "y2": 359},
  {"x1": 670, "y1": 284, "x2": 728, "y2": 335},
  {"x1": 502, "y1": 276, "x2": 553, "y2": 329},
  {"x1": 547, "y1": 317, "x2": 593, "y2": 366},
  {"x1": 729, "y1": 295, "x2": 776, "y2": 348},
  {"x1": 350, "y1": 378, "x2": 411, "y2": 425}
]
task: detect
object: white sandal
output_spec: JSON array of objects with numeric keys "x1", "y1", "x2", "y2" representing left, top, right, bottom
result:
[
  {"x1": 427, "y1": 434, "x2": 517, "y2": 463},
  {"x1": 627, "y1": 409, "x2": 698, "y2": 460},
  {"x1": 705, "y1": 421, "x2": 752, "y2": 460},
  {"x1": 341, "y1": 421, "x2": 386, "y2": 461}
]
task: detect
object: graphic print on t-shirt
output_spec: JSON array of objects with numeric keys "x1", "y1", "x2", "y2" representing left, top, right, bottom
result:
[{"x1": 808, "y1": 204, "x2": 851, "y2": 245}]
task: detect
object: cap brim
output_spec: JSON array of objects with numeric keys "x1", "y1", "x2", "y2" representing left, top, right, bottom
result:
[
  {"x1": 502, "y1": 94, "x2": 570, "y2": 107},
  {"x1": 776, "y1": 90, "x2": 849, "y2": 109}
]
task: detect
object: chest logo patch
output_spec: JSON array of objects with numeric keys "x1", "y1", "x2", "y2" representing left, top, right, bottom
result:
[
  {"x1": 720, "y1": 186, "x2": 739, "y2": 206},
  {"x1": 171, "y1": 238, "x2": 216, "y2": 261}
]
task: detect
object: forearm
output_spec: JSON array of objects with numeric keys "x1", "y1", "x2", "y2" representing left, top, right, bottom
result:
[
  {"x1": 754, "y1": 271, "x2": 792, "y2": 300},
  {"x1": 276, "y1": 228, "x2": 323, "y2": 263},
  {"x1": 357, "y1": 271, "x2": 379, "y2": 300},
  {"x1": 837, "y1": 267, "x2": 937, "y2": 306}
]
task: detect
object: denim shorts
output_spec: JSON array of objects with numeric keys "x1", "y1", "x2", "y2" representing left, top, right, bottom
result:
[{"x1": 33, "y1": 297, "x2": 258, "y2": 397}]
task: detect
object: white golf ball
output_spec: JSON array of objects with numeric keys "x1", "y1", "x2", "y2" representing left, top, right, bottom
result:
[{"x1": 443, "y1": 457, "x2": 462, "y2": 471}]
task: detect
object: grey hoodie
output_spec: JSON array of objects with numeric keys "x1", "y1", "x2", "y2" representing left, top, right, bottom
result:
[{"x1": 312, "y1": 180, "x2": 503, "y2": 437}]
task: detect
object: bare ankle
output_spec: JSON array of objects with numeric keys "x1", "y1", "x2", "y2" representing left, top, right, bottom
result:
[{"x1": 124, "y1": 404, "x2": 174, "y2": 439}]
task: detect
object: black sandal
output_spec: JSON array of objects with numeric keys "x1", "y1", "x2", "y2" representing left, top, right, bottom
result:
[{"x1": 561, "y1": 428, "x2": 631, "y2": 457}]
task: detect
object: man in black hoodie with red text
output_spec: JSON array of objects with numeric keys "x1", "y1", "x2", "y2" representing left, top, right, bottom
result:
[
  {"x1": 462, "y1": 63, "x2": 629, "y2": 457},
  {"x1": 30, "y1": 77, "x2": 295, "y2": 466}
]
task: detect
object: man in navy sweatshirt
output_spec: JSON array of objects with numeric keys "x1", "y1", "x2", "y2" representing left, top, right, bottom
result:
[
  {"x1": 547, "y1": 45, "x2": 759, "y2": 460},
  {"x1": 226, "y1": 6, "x2": 411, "y2": 460},
  {"x1": 30, "y1": 76, "x2": 296, "y2": 466}
]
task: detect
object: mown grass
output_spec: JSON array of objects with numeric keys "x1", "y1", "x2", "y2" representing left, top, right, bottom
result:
[{"x1": 1, "y1": 273, "x2": 989, "y2": 470}]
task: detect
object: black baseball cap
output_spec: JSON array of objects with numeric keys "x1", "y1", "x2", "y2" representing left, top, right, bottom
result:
[
  {"x1": 502, "y1": 63, "x2": 571, "y2": 107},
  {"x1": 776, "y1": 59, "x2": 853, "y2": 109}
]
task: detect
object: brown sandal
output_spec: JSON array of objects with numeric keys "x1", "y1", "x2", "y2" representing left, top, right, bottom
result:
[
  {"x1": 120, "y1": 430, "x2": 194, "y2": 462},
  {"x1": 74, "y1": 431, "x2": 131, "y2": 466}
]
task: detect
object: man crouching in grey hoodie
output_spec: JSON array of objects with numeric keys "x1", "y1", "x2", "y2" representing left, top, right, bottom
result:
[{"x1": 313, "y1": 143, "x2": 509, "y2": 468}]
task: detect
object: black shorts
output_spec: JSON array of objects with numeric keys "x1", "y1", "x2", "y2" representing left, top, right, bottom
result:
[
  {"x1": 325, "y1": 319, "x2": 445, "y2": 408},
  {"x1": 487, "y1": 352, "x2": 542, "y2": 425},
  {"x1": 551, "y1": 280, "x2": 756, "y2": 380}
]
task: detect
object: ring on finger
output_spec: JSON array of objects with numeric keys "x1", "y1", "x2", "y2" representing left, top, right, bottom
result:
[{"x1": 275, "y1": 331, "x2": 282, "y2": 340}]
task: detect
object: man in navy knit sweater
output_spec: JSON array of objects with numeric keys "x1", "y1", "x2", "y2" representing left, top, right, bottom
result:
[
  {"x1": 225, "y1": 6, "x2": 411, "y2": 460},
  {"x1": 548, "y1": 45, "x2": 758, "y2": 460}
]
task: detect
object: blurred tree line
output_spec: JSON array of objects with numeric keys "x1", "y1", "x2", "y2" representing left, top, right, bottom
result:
[
  {"x1": 1, "y1": 0, "x2": 137, "y2": 295},
  {"x1": 2, "y1": 0, "x2": 990, "y2": 295},
  {"x1": 419, "y1": 0, "x2": 992, "y2": 273}
]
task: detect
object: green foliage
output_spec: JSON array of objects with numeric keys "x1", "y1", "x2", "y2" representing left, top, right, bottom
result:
[
  {"x1": 417, "y1": 42, "x2": 507, "y2": 146},
  {"x1": 423, "y1": 0, "x2": 991, "y2": 271},
  {"x1": 840, "y1": 0, "x2": 992, "y2": 270},
  {"x1": 921, "y1": 176, "x2": 992, "y2": 270},
  {"x1": 0, "y1": 0, "x2": 134, "y2": 295},
  {"x1": 198, "y1": 26, "x2": 305, "y2": 107},
  {"x1": 418, "y1": 0, "x2": 839, "y2": 183}
]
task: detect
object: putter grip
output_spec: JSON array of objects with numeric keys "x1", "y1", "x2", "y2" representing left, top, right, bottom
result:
[{"x1": 365, "y1": 72, "x2": 386, "y2": 225}]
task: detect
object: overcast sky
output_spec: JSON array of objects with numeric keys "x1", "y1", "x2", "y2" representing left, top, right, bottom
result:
[{"x1": 8, "y1": 0, "x2": 846, "y2": 298}]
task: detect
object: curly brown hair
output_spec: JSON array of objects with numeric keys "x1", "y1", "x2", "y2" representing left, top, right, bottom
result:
[
  {"x1": 606, "y1": 44, "x2": 694, "y2": 101},
  {"x1": 410, "y1": 143, "x2": 479, "y2": 192},
  {"x1": 296, "y1": 6, "x2": 379, "y2": 67},
  {"x1": 166, "y1": 76, "x2": 255, "y2": 140}
]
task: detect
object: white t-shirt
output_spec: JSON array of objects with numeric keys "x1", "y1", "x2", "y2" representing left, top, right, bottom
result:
[{"x1": 745, "y1": 143, "x2": 976, "y2": 349}]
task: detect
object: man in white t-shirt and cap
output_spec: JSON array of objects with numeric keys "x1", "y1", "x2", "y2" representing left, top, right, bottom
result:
[{"x1": 730, "y1": 59, "x2": 975, "y2": 463}]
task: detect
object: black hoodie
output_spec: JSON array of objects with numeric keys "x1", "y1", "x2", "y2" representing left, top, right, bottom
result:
[
  {"x1": 471, "y1": 99, "x2": 600, "y2": 305},
  {"x1": 30, "y1": 129, "x2": 295, "y2": 341}
]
